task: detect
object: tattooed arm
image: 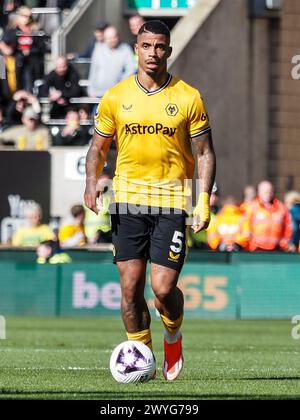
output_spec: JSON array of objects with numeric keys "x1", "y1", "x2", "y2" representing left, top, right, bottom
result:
[
  {"x1": 191, "y1": 131, "x2": 216, "y2": 233},
  {"x1": 84, "y1": 132, "x2": 112, "y2": 214}
]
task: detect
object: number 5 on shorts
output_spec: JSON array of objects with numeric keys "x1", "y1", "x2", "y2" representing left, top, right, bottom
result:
[{"x1": 170, "y1": 231, "x2": 184, "y2": 253}]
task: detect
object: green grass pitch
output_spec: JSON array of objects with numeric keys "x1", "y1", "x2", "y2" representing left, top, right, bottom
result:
[{"x1": 1, "y1": 317, "x2": 300, "y2": 400}]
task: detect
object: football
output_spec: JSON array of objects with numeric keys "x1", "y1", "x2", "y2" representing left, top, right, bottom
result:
[{"x1": 109, "y1": 340, "x2": 156, "y2": 383}]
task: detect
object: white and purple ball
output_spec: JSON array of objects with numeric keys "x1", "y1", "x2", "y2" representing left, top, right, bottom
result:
[{"x1": 109, "y1": 340, "x2": 156, "y2": 383}]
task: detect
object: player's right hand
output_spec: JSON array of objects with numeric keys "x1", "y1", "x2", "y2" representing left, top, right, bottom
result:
[
  {"x1": 96, "y1": 192, "x2": 105, "y2": 213},
  {"x1": 84, "y1": 178, "x2": 99, "y2": 214}
]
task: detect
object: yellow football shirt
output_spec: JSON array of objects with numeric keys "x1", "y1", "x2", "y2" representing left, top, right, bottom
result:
[
  {"x1": 94, "y1": 74, "x2": 211, "y2": 210},
  {"x1": 58, "y1": 224, "x2": 86, "y2": 247},
  {"x1": 12, "y1": 225, "x2": 55, "y2": 247}
]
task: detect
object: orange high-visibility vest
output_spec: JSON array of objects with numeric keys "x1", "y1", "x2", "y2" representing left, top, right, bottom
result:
[
  {"x1": 240, "y1": 200, "x2": 254, "y2": 216},
  {"x1": 248, "y1": 198, "x2": 292, "y2": 251},
  {"x1": 207, "y1": 205, "x2": 250, "y2": 250}
]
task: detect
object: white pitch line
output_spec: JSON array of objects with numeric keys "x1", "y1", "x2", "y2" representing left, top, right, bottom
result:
[
  {"x1": 0, "y1": 349, "x2": 112, "y2": 353},
  {"x1": 3, "y1": 366, "x2": 162, "y2": 372},
  {"x1": 10, "y1": 367, "x2": 109, "y2": 371}
]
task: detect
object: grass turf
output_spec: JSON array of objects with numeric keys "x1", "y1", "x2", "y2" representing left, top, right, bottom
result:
[{"x1": 0, "y1": 317, "x2": 300, "y2": 400}]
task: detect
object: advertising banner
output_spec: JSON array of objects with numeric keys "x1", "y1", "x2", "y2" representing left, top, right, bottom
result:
[{"x1": 1, "y1": 254, "x2": 300, "y2": 319}]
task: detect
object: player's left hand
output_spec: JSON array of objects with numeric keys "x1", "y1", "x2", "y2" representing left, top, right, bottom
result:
[
  {"x1": 192, "y1": 219, "x2": 209, "y2": 234},
  {"x1": 192, "y1": 192, "x2": 211, "y2": 233}
]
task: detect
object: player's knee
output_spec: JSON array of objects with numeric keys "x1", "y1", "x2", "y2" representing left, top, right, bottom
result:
[
  {"x1": 152, "y1": 284, "x2": 175, "y2": 304},
  {"x1": 122, "y1": 285, "x2": 141, "y2": 304},
  {"x1": 121, "y1": 275, "x2": 144, "y2": 304}
]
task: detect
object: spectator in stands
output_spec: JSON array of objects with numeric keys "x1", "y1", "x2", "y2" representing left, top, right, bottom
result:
[
  {"x1": 0, "y1": 106, "x2": 50, "y2": 149},
  {"x1": 240, "y1": 185, "x2": 256, "y2": 215},
  {"x1": 88, "y1": 25, "x2": 136, "y2": 98},
  {"x1": 246, "y1": 181, "x2": 293, "y2": 252},
  {"x1": 71, "y1": 20, "x2": 109, "y2": 60},
  {"x1": 0, "y1": 0, "x2": 23, "y2": 29},
  {"x1": 78, "y1": 104, "x2": 93, "y2": 137},
  {"x1": 0, "y1": 34, "x2": 20, "y2": 124},
  {"x1": 207, "y1": 196, "x2": 249, "y2": 252},
  {"x1": 128, "y1": 14, "x2": 145, "y2": 50},
  {"x1": 284, "y1": 191, "x2": 300, "y2": 251},
  {"x1": 51, "y1": 108, "x2": 91, "y2": 146},
  {"x1": 4, "y1": 89, "x2": 41, "y2": 125},
  {"x1": 0, "y1": 34, "x2": 19, "y2": 95},
  {"x1": 3, "y1": 6, "x2": 46, "y2": 91},
  {"x1": 78, "y1": 103, "x2": 90, "y2": 122},
  {"x1": 36, "y1": 239, "x2": 72, "y2": 264},
  {"x1": 128, "y1": 15, "x2": 145, "y2": 70},
  {"x1": 58, "y1": 204, "x2": 87, "y2": 247},
  {"x1": 40, "y1": 55, "x2": 82, "y2": 118},
  {"x1": 12, "y1": 203, "x2": 54, "y2": 246},
  {"x1": 67, "y1": 20, "x2": 109, "y2": 77}
]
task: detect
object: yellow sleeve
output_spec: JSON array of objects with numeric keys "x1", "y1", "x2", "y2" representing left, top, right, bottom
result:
[
  {"x1": 94, "y1": 91, "x2": 116, "y2": 138},
  {"x1": 188, "y1": 91, "x2": 211, "y2": 138},
  {"x1": 12, "y1": 229, "x2": 24, "y2": 246},
  {"x1": 58, "y1": 225, "x2": 76, "y2": 243},
  {"x1": 40, "y1": 225, "x2": 55, "y2": 242}
]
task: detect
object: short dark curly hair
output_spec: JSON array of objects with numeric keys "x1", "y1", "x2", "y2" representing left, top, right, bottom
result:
[{"x1": 138, "y1": 20, "x2": 170, "y2": 41}]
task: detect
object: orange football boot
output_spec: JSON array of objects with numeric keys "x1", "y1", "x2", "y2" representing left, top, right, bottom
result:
[{"x1": 163, "y1": 334, "x2": 183, "y2": 381}]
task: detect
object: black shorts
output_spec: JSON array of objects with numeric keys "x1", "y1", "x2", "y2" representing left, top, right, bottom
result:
[{"x1": 111, "y1": 204, "x2": 188, "y2": 273}]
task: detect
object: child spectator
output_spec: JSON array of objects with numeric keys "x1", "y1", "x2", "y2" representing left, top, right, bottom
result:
[
  {"x1": 59, "y1": 204, "x2": 87, "y2": 247},
  {"x1": 12, "y1": 203, "x2": 54, "y2": 246},
  {"x1": 51, "y1": 108, "x2": 91, "y2": 146},
  {"x1": 36, "y1": 239, "x2": 72, "y2": 264}
]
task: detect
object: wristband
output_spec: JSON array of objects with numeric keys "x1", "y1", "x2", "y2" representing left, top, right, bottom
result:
[{"x1": 193, "y1": 192, "x2": 211, "y2": 223}]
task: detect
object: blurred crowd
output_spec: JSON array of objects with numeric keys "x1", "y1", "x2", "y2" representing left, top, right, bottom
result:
[
  {"x1": 5, "y1": 179, "x2": 300, "y2": 262},
  {"x1": 0, "y1": 1, "x2": 76, "y2": 30},
  {"x1": 0, "y1": 3, "x2": 144, "y2": 149},
  {"x1": 189, "y1": 181, "x2": 299, "y2": 253},
  {"x1": 1, "y1": 7, "x2": 299, "y2": 259},
  {"x1": 8, "y1": 171, "x2": 112, "y2": 263}
]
